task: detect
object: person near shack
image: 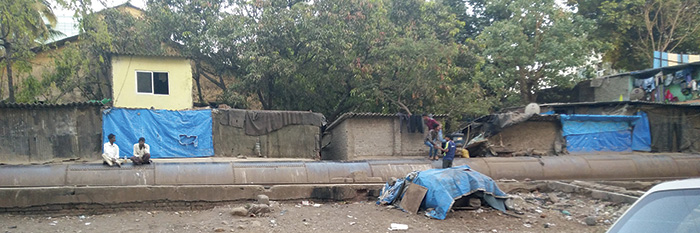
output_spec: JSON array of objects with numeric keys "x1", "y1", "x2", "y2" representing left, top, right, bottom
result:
[
  {"x1": 424, "y1": 129, "x2": 441, "y2": 161},
  {"x1": 422, "y1": 114, "x2": 445, "y2": 143},
  {"x1": 130, "y1": 137, "x2": 152, "y2": 165},
  {"x1": 102, "y1": 133, "x2": 122, "y2": 167},
  {"x1": 440, "y1": 135, "x2": 456, "y2": 168}
]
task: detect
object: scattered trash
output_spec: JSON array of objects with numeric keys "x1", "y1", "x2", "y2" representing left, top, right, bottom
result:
[
  {"x1": 280, "y1": 210, "x2": 287, "y2": 216},
  {"x1": 561, "y1": 210, "x2": 572, "y2": 216},
  {"x1": 347, "y1": 215, "x2": 353, "y2": 219},
  {"x1": 301, "y1": 201, "x2": 311, "y2": 206},
  {"x1": 349, "y1": 222, "x2": 356, "y2": 225},
  {"x1": 389, "y1": 223, "x2": 409, "y2": 231},
  {"x1": 476, "y1": 209, "x2": 485, "y2": 214},
  {"x1": 174, "y1": 212, "x2": 180, "y2": 215},
  {"x1": 544, "y1": 223, "x2": 555, "y2": 228},
  {"x1": 85, "y1": 222, "x2": 91, "y2": 226},
  {"x1": 523, "y1": 224, "x2": 532, "y2": 228},
  {"x1": 313, "y1": 204, "x2": 322, "y2": 208},
  {"x1": 79, "y1": 215, "x2": 86, "y2": 219},
  {"x1": 247, "y1": 204, "x2": 271, "y2": 216}
]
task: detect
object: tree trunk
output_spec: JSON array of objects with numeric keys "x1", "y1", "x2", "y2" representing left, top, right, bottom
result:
[
  {"x1": 5, "y1": 43, "x2": 14, "y2": 102},
  {"x1": 193, "y1": 64, "x2": 205, "y2": 104}
]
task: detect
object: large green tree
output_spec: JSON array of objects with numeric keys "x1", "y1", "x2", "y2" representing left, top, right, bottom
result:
[
  {"x1": 477, "y1": 0, "x2": 600, "y2": 104},
  {"x1": 571, "y1": 0, "x2": 700, "y2": 70},
  {"x1": 1, "y1": 0, "x2": 60, "y2": 102}
]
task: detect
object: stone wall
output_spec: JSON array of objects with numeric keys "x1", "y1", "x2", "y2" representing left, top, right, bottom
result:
[
  {"x1": 486, "y1": 121, "x2": 563, "y2": 155},
  {"x1": 322, "y1": 117, "x2": 430, "y2": 160},
  {"x1": 211, "y1": 110, "x2": 320, "y2": 158},
  {"x1": 0, "y1": 105, "x2": 103, "y2": 164}
]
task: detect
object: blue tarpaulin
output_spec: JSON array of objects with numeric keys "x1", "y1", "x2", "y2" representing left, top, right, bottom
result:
[
  {"x1": 377, "y1": 165, "x2": 508, "y2": 220},
  {"x1": 631, "y1": 112, "x2": 652, "y2": 152},
  {"x1": 102, "y1": 108, "x2": 214, "y2": 158},
  {"x1": 561, "y1": 114, "x2": 640, "y2": 153}
]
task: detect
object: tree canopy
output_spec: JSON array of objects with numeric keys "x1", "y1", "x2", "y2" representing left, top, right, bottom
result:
[{"x1": 3, "y1": 0, "x2": 699, "y2": 125}]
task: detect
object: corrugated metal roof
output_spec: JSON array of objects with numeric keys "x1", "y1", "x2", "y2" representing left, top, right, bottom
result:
[
  {"x1": 111, "y1": 52, "x2": 190, "y2": 58},
  {"x1": 539, "y1": 100, "x2": 700, "y2": 108},
  {"x1": 598, "y1": 61, "x2": 700, "y2": 80},
  {"x1": 0, "y1": 101, "x2": 104, "y2": 109},
  {"x1": 326, "y1": 112, "x2": 448, "y2": 131}
]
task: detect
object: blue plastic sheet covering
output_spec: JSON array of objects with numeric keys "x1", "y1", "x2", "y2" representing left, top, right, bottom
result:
[
  {"x1": 561, "y1": 114, "x2": 640, "y2": 153},
  {"x1": 566, "y1": 131, "x2": 633, "y2": 153},
  {"x1": 377, "y1": 165, "x2": 508, "y2": 220},
  {"x1": 560, "y1": 114, "x2": 640, "y2": 136},
  {"x1": 102, "y1": 108, "x2": 214, "y2": 158},
  {"x1": 631, "y1": 112, "x2": 652, "y2": 152}
]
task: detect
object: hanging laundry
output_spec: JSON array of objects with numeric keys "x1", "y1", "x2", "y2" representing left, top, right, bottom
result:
[{"x1": 665, "y1": 90, "x2": 676, "y2": 101}]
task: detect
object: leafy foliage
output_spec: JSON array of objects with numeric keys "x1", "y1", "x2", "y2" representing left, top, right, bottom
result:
[
  {"x1": 476, "y1": 0, "x2": 600, "y2": 104},
  {"x1": 571, "y1": 0, "x2": 700, "y2": 70}
]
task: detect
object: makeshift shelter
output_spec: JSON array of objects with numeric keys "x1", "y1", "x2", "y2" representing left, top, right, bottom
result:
[
  {"x1": 560, "y1": 114, "x2": 643, "y2": 153},
  {"x1": 377, "y1": 165, "x2": 508, "y2": 220},
  {"x1": 322, "y1": 113, "x2": 448, "y2": 160}
]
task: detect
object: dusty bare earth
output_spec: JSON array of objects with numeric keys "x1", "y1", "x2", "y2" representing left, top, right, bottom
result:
[{"x1": 0, "y1": 190, "x2": 628, "y2": 233}]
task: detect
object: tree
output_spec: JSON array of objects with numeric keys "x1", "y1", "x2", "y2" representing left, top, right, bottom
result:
[
  {"x1": 1, "y1": 0, "x2": 59, "y2": 102},
  {"x1": 571, "y1": 0, "x2": 700, "y2": 70},
  {"x1": 477, "y1": 0, "x2": 600, "y2": 104}
]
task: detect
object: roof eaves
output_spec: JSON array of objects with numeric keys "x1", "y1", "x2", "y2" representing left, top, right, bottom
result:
[{"x1": 325, "y1": 112, "x2": 448, "y2": 131}]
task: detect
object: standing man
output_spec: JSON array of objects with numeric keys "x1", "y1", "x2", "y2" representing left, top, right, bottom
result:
[
  {"x1": 422, "y1": 114, "x2": 444, "y2": 143},
  {"x1": 130, "y1": 137, "x2": 152, "y2": 165},
  {"x1": 440, "y1": 136, "x2": 456, "y2": 168},
  {"x1": 102, "y1": 133, "x2": 122, "y2": 167}
]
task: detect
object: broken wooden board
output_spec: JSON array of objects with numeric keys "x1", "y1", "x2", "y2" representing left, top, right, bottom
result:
[{"x1": 399, "y1": 182, "x2": 429, "y2": 214}]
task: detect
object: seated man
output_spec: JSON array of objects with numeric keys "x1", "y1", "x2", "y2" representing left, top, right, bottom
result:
[
  {"x1": 102, "y1": 133, "x2": 122, "y2": 167},
  {"x1": 130, "y1": 137, "x2": 152, "y2": 165}
]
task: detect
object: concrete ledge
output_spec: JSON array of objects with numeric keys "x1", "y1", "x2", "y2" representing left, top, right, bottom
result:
[
  {"x1": 546, "y1": 181, "x2": 638, "y2": 204},
  {"x1": 0, "y1": 184, "x2": 383, "y2": 213}
]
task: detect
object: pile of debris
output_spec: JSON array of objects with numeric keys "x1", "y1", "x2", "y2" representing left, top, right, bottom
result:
[{"x1": 377, "y1": 165, "x2": 509, "y2": 220}]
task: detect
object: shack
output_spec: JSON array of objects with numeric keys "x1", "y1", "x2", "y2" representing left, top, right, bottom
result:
[
  {"x1": 321, "y1": 113, "x2": 448, "y2": 160},
  {"x1": 463, "y1": 101, "x2": 700, "y2": 156}
]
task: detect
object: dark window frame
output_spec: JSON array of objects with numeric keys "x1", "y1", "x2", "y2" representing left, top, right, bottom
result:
[{"x1": 135, "y1": 71, "x2": 170, "y2": 95}]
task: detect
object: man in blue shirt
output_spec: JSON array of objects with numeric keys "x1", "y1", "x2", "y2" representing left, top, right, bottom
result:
[{"x1": 440, "y1": 135, "x2": 456, "y2": 168}]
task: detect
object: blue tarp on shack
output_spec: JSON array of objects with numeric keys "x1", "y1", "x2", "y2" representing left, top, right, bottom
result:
[
  {"x1": 561, "y1": 114, "x2": 640, "y2": 153},
  {"x1": 102, "y1": 108, "x2": 214, "y2": 158},
  {"x1": 631, "y1": 112, "x2": 652, "y2": 152},
  {"x1": 377, "y1": 165, "x2": 508, "y2": 220}
]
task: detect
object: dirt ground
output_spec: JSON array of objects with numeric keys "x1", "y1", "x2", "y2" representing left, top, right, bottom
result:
[{"x1": 0, "y1": 190, "x2": 628, "y2": 233}]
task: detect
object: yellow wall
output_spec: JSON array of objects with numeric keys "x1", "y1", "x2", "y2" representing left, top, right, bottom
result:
[{"x1": 111, "y1": 55, "x2": 193, "y2": 110}]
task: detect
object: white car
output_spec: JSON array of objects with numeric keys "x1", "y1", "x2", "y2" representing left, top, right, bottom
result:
[{"x1": 607, "y1": 178, "x2": 700, "y2": 233}]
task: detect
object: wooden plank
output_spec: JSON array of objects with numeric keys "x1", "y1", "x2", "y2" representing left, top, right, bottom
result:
[{"x1": 399, "y1": 183, "x2": 428, "y2": 214}]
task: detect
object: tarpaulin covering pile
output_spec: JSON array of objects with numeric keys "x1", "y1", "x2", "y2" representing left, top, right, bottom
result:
[
  {"x1": 102, "y1": 108, "x2": 214, "y2": 158},
  {"x1": 560, "y1": 114, "x2": 641, "y2": 153},
  {"x1": 377, "y1": 165, "x2": 508, "y2": 220}
]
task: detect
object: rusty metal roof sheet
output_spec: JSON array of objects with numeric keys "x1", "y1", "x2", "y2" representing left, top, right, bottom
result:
[
  {"x1": 0, "y1": 101, "x2": 104, "y2": 109},
  {"x1": 326, "y1": 112, "x2": 448, "y2": 131}
]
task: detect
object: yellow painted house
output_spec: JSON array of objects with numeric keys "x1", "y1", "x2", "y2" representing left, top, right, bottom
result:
[{"x1": 111, "y1": 54, "x2": 193, "y2": 110}]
